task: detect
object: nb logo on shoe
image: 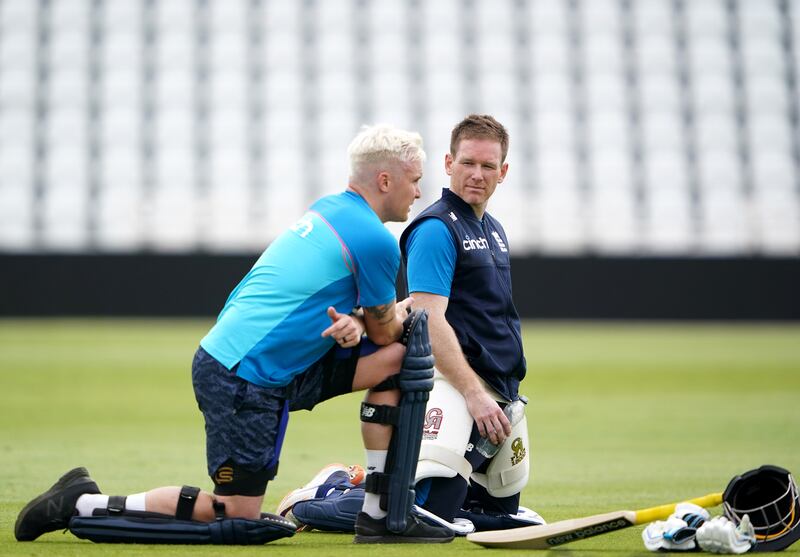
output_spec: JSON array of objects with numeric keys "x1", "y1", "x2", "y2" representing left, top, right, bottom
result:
[
  {"x1": 215, "y1": 466, "x2": 234, "y2": 483},
  {"x1": 511, "y1": 438, "x2": 526, "y2": 465}
]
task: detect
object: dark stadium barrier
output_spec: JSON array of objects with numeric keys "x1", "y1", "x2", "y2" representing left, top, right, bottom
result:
[{"x1": 0, "y1": 254, "x2": 797, "y2": 320}]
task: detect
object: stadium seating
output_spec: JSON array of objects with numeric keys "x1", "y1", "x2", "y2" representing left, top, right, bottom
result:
[{"x1": 0, "y1": 0, "x2": 797, "y2": 254}]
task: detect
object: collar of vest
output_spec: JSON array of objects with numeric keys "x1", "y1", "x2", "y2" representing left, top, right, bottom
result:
[{"x1": 440, "y1": 188, "x2": 483, "y2": 222}]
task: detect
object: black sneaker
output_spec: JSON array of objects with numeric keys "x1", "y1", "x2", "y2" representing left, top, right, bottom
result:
[
  {"x1": 354, "y1": 511, "x2": 454, "y2": 544},
  {"x1": 15, "y1": 467, "x2": 101, "y2": 541}
]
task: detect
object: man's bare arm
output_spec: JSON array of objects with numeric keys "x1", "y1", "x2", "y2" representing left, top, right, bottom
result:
[{"x1": 362, "y1": 297, "x2": 414, "y2": 345}]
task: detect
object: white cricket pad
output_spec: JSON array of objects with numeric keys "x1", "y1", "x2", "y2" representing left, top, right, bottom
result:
[
  {"x1": 415, "y1": 371, "x2": 473, "y2": 483},
  {"x1": 472, "y1": 412, "x2": 530, "y2": 498}
]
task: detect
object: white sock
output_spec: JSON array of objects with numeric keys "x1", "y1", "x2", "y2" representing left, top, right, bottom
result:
[
  {"x1": 75, "y1": 494, "x2": 108, "y2": 517},
  {"x1": 75, "y1": 492, "x2": 148, "y2": 516},
  {"x1": 363, "y1": 449, "x2": 388, "y2": 519},
  {"x1": 125, "y1": 492, "x2": 147, "y2": 512}
]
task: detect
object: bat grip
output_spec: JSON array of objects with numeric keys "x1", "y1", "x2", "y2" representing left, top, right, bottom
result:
[{"x1": 634, "y1": 492, "x2": 723, "y2": 524}]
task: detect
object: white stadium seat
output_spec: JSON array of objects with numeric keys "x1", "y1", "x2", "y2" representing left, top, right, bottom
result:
[
  {"x1": 583, "y1": 32, "x2": 625, "y2": 76},
  {"x1": 0, "y1": 182, "x2": 34, "y2": 250},
  {"x1": 688, "y1": 36, "x2": 731, "y2": 77},
  {"x1": 741, "y1": 36, "x2": 785, "y2": 78},
  {"x1": 156, "y1": 0, "x2": 194, "y2": 34},
  {"x1": 698, "y1": 187, "x2": 750, "y2": 254},
  {"x1": 746, "y1": 75, "x2": 790, "y2": 117},
  {"x1": 739, "y1": 1, "x2": 782, "y2": 39},
  {"x1": 697, "y1": 149, "x2": 742, "y2": 192},
  {"x1": 533, "y1": 72, "x2": 573, "y2": 113},
  {"x1": 694, "y1": 112, "x2": 739, "y2": 152},
  {"x1": 692, "y1": 74, "x2": 736, "y2": 115},
  {"x1": 642, "y1": 112, "x2": 685, "y2": 152},
  {"x1": 0, "y1": 30, "x2": 37, "y2": 71},
  {"x1": 532, "y1": 33, "x2": 570, "y2": 77},
  {"x1": 586, "y1": 73, "x2": 628, "y2": 113},
  {"x1": 636, "y1": 34, "x2": 676, "y2": 76},
  {"x1": 686, "y1": 0, "x2": 728, "y2": 39}
]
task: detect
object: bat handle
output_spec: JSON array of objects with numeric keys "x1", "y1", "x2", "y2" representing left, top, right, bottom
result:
[{"x1": 634, "y1": 492, "x2": 723, "y2": 524}]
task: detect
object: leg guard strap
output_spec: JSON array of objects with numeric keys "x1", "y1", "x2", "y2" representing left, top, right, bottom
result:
[
  {"x1": 360, "y1": 402, "x2": 399, "y2": 425},
  {"x1": 371, "y1": 374, "x2": 400, "y2": 392},
  {"x1": 107, "y1": 496, "x2": 127, "y2": 515},
  {"x1": 68, "y1": 512, "x2": 296, "y2": 545},
  {"x1": 176, "y1": 486, "x2": 201, "y2": 521},
  {"x1": 365, "y1": 472, "x2": 391, "y2": 495}
]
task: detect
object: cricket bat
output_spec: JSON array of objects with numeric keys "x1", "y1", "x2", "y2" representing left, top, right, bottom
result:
[{"x1": 467, "y1": 492, "x2": 723, "y2": 549}]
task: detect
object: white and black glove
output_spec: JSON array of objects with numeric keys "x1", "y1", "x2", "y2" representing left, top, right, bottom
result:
[
  {"x1": 696, "y1": 515, "x2": 756, "y2": 554},
  {"x1": 642, "y1": 502, "x2": 710, "y2": 552}
]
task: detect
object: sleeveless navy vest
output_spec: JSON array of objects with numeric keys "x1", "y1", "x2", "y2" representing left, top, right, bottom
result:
[{"x1": 400, "y1": 188, "x2": 525, "y2": 400}]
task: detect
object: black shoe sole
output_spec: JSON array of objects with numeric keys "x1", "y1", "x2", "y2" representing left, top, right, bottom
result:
[
  {"x1": 354, "y1": 533, "x2": 454, "y2": 544},
  {"x1": 15, "y1": 467, "x2": 99, "y2": 542}
]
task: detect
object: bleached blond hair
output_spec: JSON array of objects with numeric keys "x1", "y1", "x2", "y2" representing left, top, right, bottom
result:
[{"x1": 347, "y1": 124, "x2": 426, "y2": 178}]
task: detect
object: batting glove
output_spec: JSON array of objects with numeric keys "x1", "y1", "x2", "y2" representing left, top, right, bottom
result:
[
  {"x1": 642, "y1": 502, "x2": 710, "y2": 552},
  {"x1": 696, "y1": 515, "x2": 756, "y2": 554}
]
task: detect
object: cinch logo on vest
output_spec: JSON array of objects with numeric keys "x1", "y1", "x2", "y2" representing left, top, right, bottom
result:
[{"x1": 463, "y1": 237, "x2": 490, "y2": 251}]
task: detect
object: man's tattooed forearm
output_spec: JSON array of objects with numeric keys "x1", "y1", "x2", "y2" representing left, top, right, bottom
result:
[{"x1": 365, "y1": 303, "x2": 392, "y2": 322}]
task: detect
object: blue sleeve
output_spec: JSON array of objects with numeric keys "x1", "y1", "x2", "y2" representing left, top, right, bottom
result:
[
  {"x1": 405, "y1": 218, "x2": 456, "y2": 297},
  {"x1": 350, "y1": 226, "x2": 400, "y2": 308}
]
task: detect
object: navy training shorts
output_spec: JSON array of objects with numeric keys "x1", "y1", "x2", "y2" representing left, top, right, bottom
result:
[{"x1": 191, "y1": 341, "x2": 378, "y2": 496}]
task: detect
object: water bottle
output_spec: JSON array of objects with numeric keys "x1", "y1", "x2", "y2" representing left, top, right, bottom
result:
[{"x1": 474, "y1": 396, "x2": 527, "y2": 458}]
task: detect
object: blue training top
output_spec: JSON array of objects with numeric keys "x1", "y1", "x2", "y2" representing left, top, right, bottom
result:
[
  {"x1": 405, "y1": 218, "x2": 456, "y2": 298},
  {"x1": 201, "y1": 191, "x2": 399, "y2": 388}
]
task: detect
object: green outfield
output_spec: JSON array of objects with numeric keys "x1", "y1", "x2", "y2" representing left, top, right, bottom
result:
[{"x1": 1, "y1": 319, "x2": 798, "y2": 556}]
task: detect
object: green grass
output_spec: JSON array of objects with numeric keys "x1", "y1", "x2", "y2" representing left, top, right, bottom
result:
[{"x1": 1, "y1": 319, "x2": 798, "y2": 555}]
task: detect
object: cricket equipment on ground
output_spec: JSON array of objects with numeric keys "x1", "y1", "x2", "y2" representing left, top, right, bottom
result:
[
  {"x1": 412, "y1": 504, "x2": 475, "y2": 535},
  {"x1": 361, "y1": 309, "x2": 435, "y2": 534},
  {"x1": 353, "y1": 511, "x2": 454, "y2": 544},
  {"x1": 722, "y1": 464, "x2": 800, "y2": 552},
  {"x1": 467, "y1": 491, "x2": 723, "y2": 549},
  {"x1": 642, "y1": 503, "x2": 710, "y2": 552},
  {"x1": 696, "y1": 515, "x2": 756, "y2": 554},
  {"x1": 275, "y1": 463, "x2": 364, "y2": 529},
  {"x1": 291, "y1": 486, "x2": 364, "y2": 532},
  {"x1": 457, "y1": 505, "x2": 546, "y2": 532},
  {"x1": 69, "y1": 513, "x2": 297, "y2": 544},
  {"x1": 69, "y1": 485, "x2": 296, "y2": 544},
  {"x1": 643, "y1": 516, "x2": 700, "y2": 552},
  {"x1": 15, "y1": 467, "x2": 101, "y2": 541}
]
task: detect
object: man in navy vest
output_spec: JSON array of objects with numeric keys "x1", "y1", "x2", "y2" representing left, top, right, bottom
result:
[{"x1": 399, "y1": 115, "x2": 543, "y2": 532}]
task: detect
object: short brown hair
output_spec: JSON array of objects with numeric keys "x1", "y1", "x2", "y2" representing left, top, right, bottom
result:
[{"x1": 450, "y1": 114, "x2": 510, "y2": 162}]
